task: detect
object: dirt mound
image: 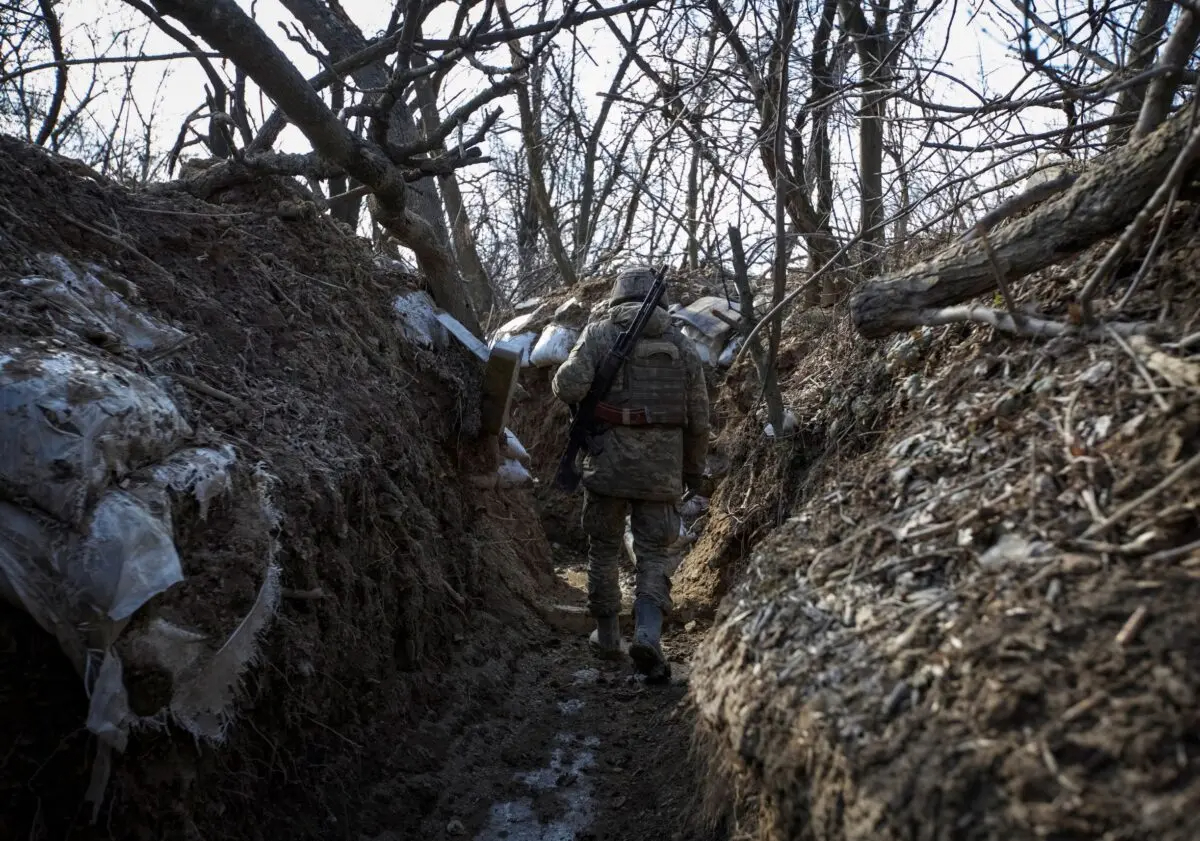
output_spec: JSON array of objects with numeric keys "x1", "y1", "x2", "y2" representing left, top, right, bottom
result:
[
  {"x1": 0, "y1": 136, "x2": 553, "y2": 840},
  {"x1": 690, "y1": 201, "x2": 1200, "y2": 839}
]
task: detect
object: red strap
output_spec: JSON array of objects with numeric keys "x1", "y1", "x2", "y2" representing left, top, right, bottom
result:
[{"x1": 594, "y1": 401, "x2": 650, "y2": 426}]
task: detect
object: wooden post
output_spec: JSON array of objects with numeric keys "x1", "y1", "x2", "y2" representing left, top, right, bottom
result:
[{"x1": 480, "y1": 339, "x2": 521, "y2": 437}]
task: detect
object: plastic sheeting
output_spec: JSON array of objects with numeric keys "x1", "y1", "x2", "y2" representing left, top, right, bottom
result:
[
  {"x1": 764, "y1": 409, "x2": 798, "y2": 438},
  {"x1": 670, "y1": 295, "x2": 741, "y2": 340},
  {"x1": 681, "y1": 324, "x2": 715, "y2": 365},
  {"x1": 497, "y1": 458, "x2": 534, "y2": 488},
  {"x1": 717, "y1": 335, "x2": 743, "y2": 368},
  {"x1": 0, "y1": 347, "x2": 193, "y2": 526},
  {"x1": 393, "y1": 290, "x2": 449, "y2": 350},
  {"x1": 529, "y1": 324, "x2": 579, "y2": 367},
  {"x1": 25, "y1": 254, "x2": 188, "y2": 354},
  {"x1": 2, "y1": 259, "x2": 283, "y2": 814}
]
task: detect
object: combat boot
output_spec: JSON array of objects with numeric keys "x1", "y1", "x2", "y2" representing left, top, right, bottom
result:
[
  {"x1": 588, "y1": 614, "x2": 624, "y2": 660},
  {"x1": 630, "y1": 597, "x2": 671, "y2": 683}
]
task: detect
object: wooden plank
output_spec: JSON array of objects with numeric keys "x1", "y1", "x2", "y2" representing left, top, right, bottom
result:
[{"x1": 480, "y1": 339, "x2": 521, "y2": 436}]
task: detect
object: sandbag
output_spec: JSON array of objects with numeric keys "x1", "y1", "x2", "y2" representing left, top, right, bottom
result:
[
  {"x1": 392, "y1": 290, "x2": 449, "y2": 350},
  {"x1": 529, "y1": 323, "x2": 579, "y2": 367},
  {"x1": 0, "y1": 347, "x2": 193, "y2": 525},
  {"x1": 24, "y1": 255, "x2": 188, "y2": 354}
]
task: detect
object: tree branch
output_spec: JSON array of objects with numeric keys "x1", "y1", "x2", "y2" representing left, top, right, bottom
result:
[
  {"x1": 149, "y1": 0, "x2": 481, "y2": 336},
  {"x1": 34, "y1": 0, "x2": 67, "y2": 147}
]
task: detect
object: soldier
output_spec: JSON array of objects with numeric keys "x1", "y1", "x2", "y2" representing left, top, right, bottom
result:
[{"x1": 551, "y1": 266, "x2": 710, "y2": 681}]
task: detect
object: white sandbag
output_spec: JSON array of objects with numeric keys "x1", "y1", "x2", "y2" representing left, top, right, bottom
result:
[
  {"x1": 513, "y1": 296, "x2": 543, "y2": 314},
  {"x1": 764, "y1": 409, "x2": 798, "y2": 438},
  {"x1": 24, "y1": 255, "x2": 188, "y2": 354},
  {"x1": 494, "y1": 311, "x2": 537, "y2": 338},
  {"x1": 717, "y1": 335, "x2": 743, "y2": 367},
  {"x1": 680, "y1": 324, "x2": 716, "y2": 366},
  {"x1": 529, "y1": 324, "x2": 579, "y2": 367},
  {"x1": 493, "y1": 331, "x2": 538, "y2": 367},
  {"x1": 392, "y1": 290, "x2": 448, "y2": 350},
  {"x1": 502, "y1": 428, "x2": 531, "y2": 467},
  {"x1": 0, "y1": 347, "x2": 193, "y2": 526},
  {"x1": 497, "y1": 457, "x2": 533, "y2": 488}
]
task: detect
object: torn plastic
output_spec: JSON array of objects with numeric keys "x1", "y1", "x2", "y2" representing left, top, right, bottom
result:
[
  {"x1": 392, "y1": 290, "x2": 449, "y2": 350},
  {"x1": 497, "y1": 458, "x2": 534, "y2": 488},
  {"x1": 764, "y1": 409, "x2": 799, "y2": 438},
  {"x1": 717, "y1": 335, "x2": 743, "y2": 368},
  {"x1": 529, "y1": 324, "x2": 579, "y2": 368},
  {"x1": 0, "y1": 342, "x2": 281, "y2": 818},
  {"x1": 0, "y1": 347, "x2": 193, "y2": 526},
  {"x1": 24, "y1": 254, "x2": 188, "y2": 354}
]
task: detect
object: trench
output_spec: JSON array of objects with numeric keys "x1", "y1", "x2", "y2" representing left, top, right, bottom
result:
[{"x1": 1, "y1": 542, "x2": 724, "y2": 841}]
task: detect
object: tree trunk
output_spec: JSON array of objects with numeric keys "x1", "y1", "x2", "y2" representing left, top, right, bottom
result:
[
  {"x1": 410, "y1": 62, "x2": 495, "y2": 317},
  {"x1": 277, "y1": 0, "x2": 455, "y2": 251},
  {"x1": 1106, "y1": 0, "x2": 1173, "y2": 146},
  {"x1": 574, "y1": 10, "x2": 649, "y2": 268},
  {"x1": 850, "y1": 103, "x2": 1197, "y2": 338},
  {"x1": 152, "y1": 0, "x2": 480, "y2": 336},
  {"x1": 807, "y1": 0, "x2": 841, "y2": 305},
  {"x1": 686, "y1": 127, "x2": 702, "y2": 271},
  {"x1": 499, "y1": 0, "x2": 578, "y2": 287},
  {"x1": 325, "y1": 80, "x2": 361, "y2": 229},
  {"x1": 1132, "y1": 9, "x2": 1200, "y2": 140}
]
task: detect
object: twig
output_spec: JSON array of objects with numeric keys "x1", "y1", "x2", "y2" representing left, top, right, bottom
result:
[
  {"x1": 958, "y1": 171, "x2": 1078, "y2": 244},
  {"x1": 1106, "y1": 327, "x2": 1171, "y2": 411},
  {"x1": 172, "y1": 372, "x2": 249, "y2": 410},
  {"x1": 1144, "y1": 537, "x2": 1200, "y2": 563},
  {"x1": 281, "y1": 587, "x2": 326, "y2": 600},
  {"x1": 1114, "y1": 604, "x2": 1148, "y2": 646},
  {"x1": 1061, "y1": 690, "x2": 1107, "y2": 723},
  {"x1": 978, "y1": 229, "x2": 1024, "y2": 328},
  {"x1": 146, "y1": 334, "x2": 197, "y2": 363},
  {"x1": 59, "y1": 213, "x2": 173, "y2": 279},
  {"x1": 917, "y1": 304, "x2": 1158, "y2": 339},
  {"x1": 1081, "y1": 451, "x2": 1200, "y2": 538},
  {"x1": 809, "y1": 458, "x2": 1024, "y2": 578}
]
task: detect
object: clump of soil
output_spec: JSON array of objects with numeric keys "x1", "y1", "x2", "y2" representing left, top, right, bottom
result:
[
  {"x1": 690, "y1": 199, "x2": 1200, "y2": 839},
  {"x1": 0, "y1": 136, "x2": 554, "y2": 840}
]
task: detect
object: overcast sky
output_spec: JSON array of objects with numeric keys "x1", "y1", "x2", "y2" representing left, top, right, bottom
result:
[{"x1": 10, "y1": 0, "x2": 1114, "y2": 277}]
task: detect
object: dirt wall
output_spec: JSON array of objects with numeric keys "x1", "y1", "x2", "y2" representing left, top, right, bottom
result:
[
  {"x1": 689, "y1": 200, "x2": 1200, "y2": 840},
  {"x1": 0, "y1": 136, "x2": 554, "y2": 840}
]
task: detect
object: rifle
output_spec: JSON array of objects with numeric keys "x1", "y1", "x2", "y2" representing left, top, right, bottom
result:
[{"x1": 554, "y1": 265, "x2": 669, "y2": 492}]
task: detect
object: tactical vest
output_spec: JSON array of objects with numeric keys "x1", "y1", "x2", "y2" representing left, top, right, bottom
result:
[{"x1": 597, "y1": 335, "x2": 689, "y2": 427}]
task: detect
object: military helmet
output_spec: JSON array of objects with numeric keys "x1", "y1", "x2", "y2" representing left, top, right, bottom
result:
[{"x1": 609, "y1": 265, "x2": 669, "y2": 309}]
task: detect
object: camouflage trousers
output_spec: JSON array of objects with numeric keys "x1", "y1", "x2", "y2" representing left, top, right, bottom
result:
[{"x1": 582, "y1": 489, "x2": 679, "y2": 617}]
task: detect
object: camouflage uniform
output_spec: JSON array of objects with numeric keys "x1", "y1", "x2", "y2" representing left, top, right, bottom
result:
[{"x1": 552, "y1": 267, "x2": 710, "y2": 679}]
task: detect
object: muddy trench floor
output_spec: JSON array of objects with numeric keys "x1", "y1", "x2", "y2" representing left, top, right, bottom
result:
[
  {"x1": 411, "y1": 613, "x2": 712, "y2": 841},
  {"x1": 1, "y1": 554, "x2": 718, "y2": 841},
  {"x1": 402, "y1": 543, "x2": 718, "y2": 841}
]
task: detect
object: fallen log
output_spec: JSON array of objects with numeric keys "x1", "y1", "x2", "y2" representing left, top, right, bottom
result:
[{"x1": 850, "y1": 103, "x2": 1199, "y2": 339}]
